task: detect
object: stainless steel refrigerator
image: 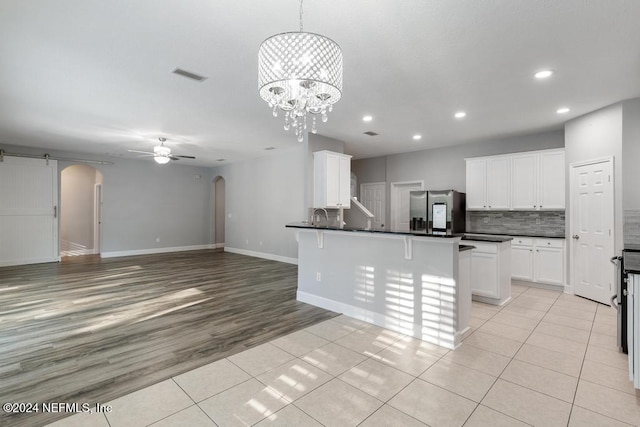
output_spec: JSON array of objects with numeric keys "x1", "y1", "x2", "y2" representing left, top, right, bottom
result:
[
  {"x1": 427, "y1": 190, "x2": 466, "y2": 235},
  {"x1": 409, "y1": 191, "x2": 428, "y2": 232}
]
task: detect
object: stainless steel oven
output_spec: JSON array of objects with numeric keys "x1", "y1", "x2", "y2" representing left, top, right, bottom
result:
[{"x1": 611, "y1": 254, "x2": 628, "y2": 353}]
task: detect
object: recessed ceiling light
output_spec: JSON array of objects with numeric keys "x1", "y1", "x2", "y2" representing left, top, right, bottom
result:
[
  {"x1": 556, "y1": 107, "x2": 570, "y2": 114},
  {"x1": 362, "y1": 115, "x2": 373, "y2": 122},
  {"x1": 413, "y1": 134, "x2": 422, "y2": 140},
  {"x1": 534, "y1": 70, "x2": 554, "y2": 79},
  {"x1": 454, "y1": 111, "x2": 466, "y2": 119}
]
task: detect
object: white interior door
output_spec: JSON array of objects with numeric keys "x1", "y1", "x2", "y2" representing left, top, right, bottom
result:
[
  {"x1": 0, "y1": 156, "x2": 58, "y2": 266},
  {"x1": 570, "y1": 158, "x2": 614, "y2": 304},
  {"x1": 360, "y1": 182, "x2": 386, "y2": 229},
  {"x1": 390, "y1": 181, "x2": 424, "y2": 232}
]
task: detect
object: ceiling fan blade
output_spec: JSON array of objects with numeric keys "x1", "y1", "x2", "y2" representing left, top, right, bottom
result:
[
  {"x1": 169, "y1": 155, "x2": 180, "y2": 161},
  {"x1": 128, "y1": 149, "x2": 155, "y2": 155},
  {"x1": 174, "y1": 155, "x2": 196, "y2": 159}
]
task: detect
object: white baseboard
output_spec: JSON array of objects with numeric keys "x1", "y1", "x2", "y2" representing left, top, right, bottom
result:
[
  {"x1": 212, "y1": 243, "x2": 225, "y2": 249},
  {"x1": 224, "y1": 247, "x2": 297, "y2": 265},
  {"x1": 61, "y1": 248, "x2": 97, "y2": 257},
  {"x1": 0, "y1": 257, "x2": 59, "y2": 267},
  {"x1": 297, "y1": 291, "x2": 460, "y2": 349},
  {"x1": 101, "y1": 244, "x2": 217, "y2": 259}
]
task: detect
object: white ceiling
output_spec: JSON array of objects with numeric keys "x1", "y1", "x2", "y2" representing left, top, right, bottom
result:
[{"x1": 1, "y1": 0, "x2": 639, "y2": 166}]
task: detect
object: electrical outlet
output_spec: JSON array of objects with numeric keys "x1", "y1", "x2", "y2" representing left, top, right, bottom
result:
[
  {"x1": 316, "y1": 272, "x2": 321, "y2": 282},
  {"x1": 156, "y1": 237, "x2": 160, "y2": 243}
]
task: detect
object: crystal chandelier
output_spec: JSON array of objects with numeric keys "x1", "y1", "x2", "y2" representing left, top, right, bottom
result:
[{"x1": 258, "y1": 0, "x2": 343, "y2": 142}]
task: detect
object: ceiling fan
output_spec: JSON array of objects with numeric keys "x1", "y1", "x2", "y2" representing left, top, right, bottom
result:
[{"x1": 128, "y1": 137, "x2": 196, "y2": 164}]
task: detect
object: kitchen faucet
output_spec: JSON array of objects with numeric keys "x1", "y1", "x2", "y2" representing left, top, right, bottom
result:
[{"x1": 312, "y1": 208, "x2": 329, "y2": 225}]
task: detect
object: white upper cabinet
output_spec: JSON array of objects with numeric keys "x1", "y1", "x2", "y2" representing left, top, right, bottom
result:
[
  {"x1": 486, "y1": 157, "x2": 511, "y2": 209},
  {"x1": 538, "y1": 150, "x2": 565, "y2": 210},
  {"x1": 511, "y1": 154, "x2": 537, "y2": 210},
  {"x1": 466, "y1": 148, "x2": 565, "y2": 211},
  {"x1": 466, "y1": 159, "x2": 487, "y2": 209},
  {"x1": 314, "y1": 150, "x2": 352, "y2": 209}
]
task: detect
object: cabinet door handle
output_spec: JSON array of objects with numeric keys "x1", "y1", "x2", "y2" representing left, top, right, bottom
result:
[{"x1": 54, "y1": 206, "x2": 57, "y2": 218}]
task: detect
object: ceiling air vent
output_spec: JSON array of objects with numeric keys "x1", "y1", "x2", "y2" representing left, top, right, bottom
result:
[
  {"x1": 363, "y1": 131, "x2": 379, "y2": 136},
  {"x1": 171, "y1": 68, "x2": 208, "y2": 82},
  {"x1": 264, "y1": 147, "x2": 276, "y2": 150}
]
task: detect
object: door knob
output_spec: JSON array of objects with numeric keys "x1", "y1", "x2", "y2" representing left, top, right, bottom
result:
[{"x1": 572, "y1": 234, "x2": 580, "y2": 240}]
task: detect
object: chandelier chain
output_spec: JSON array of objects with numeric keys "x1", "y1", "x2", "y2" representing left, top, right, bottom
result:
[{"x1": 299, "y1": 0, "x2": 304, "y2": 32}]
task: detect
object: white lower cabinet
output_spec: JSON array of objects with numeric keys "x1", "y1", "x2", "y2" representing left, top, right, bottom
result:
[
  {"x1": 511, "y1": 237, "x2": 565, "y2": 285},
  {"x1": 471, "y1": 250, "x2": 499, "y2": 298},
  {"x1": 511, "y1": 241, "x2": 534, "y2": 281},
  {"x1": 466, "y1": 240, "x2": 512, "y2": 305}
]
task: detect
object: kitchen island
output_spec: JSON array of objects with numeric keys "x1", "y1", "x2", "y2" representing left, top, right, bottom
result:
[{"x1": 286, "y1": 223, "x2": 472, "y2": 349}]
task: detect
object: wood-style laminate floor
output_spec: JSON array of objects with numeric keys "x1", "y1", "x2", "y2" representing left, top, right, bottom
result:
[{"x1": 0, "y1": 249, "x2": 338, "y2": 427}]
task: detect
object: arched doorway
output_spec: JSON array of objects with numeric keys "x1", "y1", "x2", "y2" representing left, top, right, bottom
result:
[
  {"x1": 60, "y1": 164, "x2": 104, "y2": 256},
  {"x1": 213, "y1": 176, "x2": 225, "y2": 248}
]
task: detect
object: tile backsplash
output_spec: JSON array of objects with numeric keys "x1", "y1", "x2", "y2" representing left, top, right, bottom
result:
[
  {"x1": 467, "y1": 210, "x2": 565, "y2": 237},
  {"x1": 624, "y1": 210, "x2": 640, "y2": 246}
]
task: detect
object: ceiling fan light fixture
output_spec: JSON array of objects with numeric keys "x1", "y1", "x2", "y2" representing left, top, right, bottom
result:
[
  {"x1": 154, "y1": 156, "x2": 171, "y2": 164},
  {"x1": 258, "y1": 0, "x2": 343, "y2": 142}
]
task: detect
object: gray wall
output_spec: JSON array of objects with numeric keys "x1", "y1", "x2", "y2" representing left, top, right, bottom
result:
[
  {"x1": 61, "y1": 164, "x2": 101, "y2": 250},
  {"x1": 210, "y1": 145, "x2": 306, "y2": 260},
  {"x1": 622, "y1": 98, "x2": 640, "y2": 245},
  {"x1": 210, "y1": 134, "x2": 345, "y2": 260},
  {"x1": 623, "y1": 98, "x2": 640, "y2": 210},
  {"x1": 351, "y1": 156, "x2": 386, "y2": 198},
  {"x1": 1, "y1": 143, "x2": 213, "y2": 254},
  {"x1": 95, "y1": 158, "x2": 211, "y2": 253}
]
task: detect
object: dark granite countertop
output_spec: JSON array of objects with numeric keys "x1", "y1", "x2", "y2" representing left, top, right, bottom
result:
[
  {"x1": 286, "y1": 222, "x2": 461, "y2": 238},
  {"x1": 286, "y1": 223, "x2": 515, "y2": 243},
  {"x1": 461, "y1": 234, "x2": 513, "y2": 242},
  {"x1": 459, "y1": 244, "x2": 475, "y2": 252},
  {"x1": 624, "y1": 244, "x2": 640, "y2": 252},
  {"x1": 466, "y1": 231, "x2": 565, "y2": 239}
]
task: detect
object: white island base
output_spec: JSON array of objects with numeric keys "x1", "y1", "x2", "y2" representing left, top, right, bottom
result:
[{"x1": 293, "y1": 228, "x2": 472, "y2": 350}]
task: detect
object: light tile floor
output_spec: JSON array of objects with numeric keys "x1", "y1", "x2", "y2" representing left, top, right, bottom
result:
[{"x1": 48, "y1": 285, "x2": 640, "y2": 427}]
